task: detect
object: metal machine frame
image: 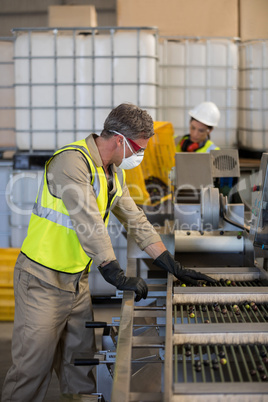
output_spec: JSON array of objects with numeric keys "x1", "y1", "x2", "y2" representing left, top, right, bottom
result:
[
  {"x1": 76, "y1": 153, "x2": 268, "y2": 401},
  {"x1": 109, "y1": 153, "x2": 268, "y2": 401}
]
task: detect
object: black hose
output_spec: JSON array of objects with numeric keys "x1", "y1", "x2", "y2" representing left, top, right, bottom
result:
[
  {"x1": 220, "y1": 192, "x2": 250, "y2": 233},
  {"x1": 222, "y1": 212, "x2": 250, "y2": 233}
]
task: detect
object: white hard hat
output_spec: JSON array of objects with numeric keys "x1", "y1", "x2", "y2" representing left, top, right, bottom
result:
[{"x1": 189, "y1": 101, "x2": 220, "y2": 127}]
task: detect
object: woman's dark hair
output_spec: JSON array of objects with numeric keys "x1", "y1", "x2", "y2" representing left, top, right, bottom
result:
[{"x1": 190, "y1": 117, "x2": 212, "y2": 130}]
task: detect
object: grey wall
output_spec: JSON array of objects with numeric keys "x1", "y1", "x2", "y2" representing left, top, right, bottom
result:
[{"x1": 0, "y1": 0, "x2": 116, "y2": 37}]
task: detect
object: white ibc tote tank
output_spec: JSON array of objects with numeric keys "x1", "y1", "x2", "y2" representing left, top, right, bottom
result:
[
  {"x1": 13, "y1": 28, "x2": 158, "y2": 151},
  {"x1": 0, "y1": 161, "x2": 12, "y2": 247},
  {"x1": 0, "y1": 39, "x2": 15, "y2": 148},
  {"x1": 158, "y1": 37, "x2": 239, "y2": 148},
  {"x1": 0, "y1": 39, "x2": 15, "y2": 247},
  {"x1": 238, "y1": 40, "x2": 268, "y2": 151},
  {"x1": 5, "y1": 170, "x2": 43, "y2": 247}
]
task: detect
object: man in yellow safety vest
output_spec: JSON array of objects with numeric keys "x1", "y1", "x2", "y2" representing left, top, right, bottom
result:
[{"x1": 2, "y1": 103, "x2": 215, "y2": 401}]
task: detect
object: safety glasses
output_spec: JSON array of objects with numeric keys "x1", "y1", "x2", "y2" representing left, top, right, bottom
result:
[{"x1": 110, "y1": 130, "x2": 146, "y2": 154}]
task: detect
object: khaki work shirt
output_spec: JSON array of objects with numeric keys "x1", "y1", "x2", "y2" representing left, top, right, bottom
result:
[{"x1": 19, "y1": 134, "x2": 161, "y2": 291}]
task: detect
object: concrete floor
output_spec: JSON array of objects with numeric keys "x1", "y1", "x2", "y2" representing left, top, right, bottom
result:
[{"x1": 0, "y1": 302, "x2": 121, "y2": 401}]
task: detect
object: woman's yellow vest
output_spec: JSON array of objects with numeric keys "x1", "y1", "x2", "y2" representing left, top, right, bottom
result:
[
  {"x1": 21, "y1": 139, "x2": 125, "y2": 274},
  {"x1": 176, "y1": 135, "x2": 220, "y2": 153}
]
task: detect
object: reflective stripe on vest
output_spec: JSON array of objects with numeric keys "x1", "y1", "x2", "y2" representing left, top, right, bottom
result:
[
  {"x1": 196, "y1": 141, "x2": 220, "y2": 153},
  {"x1": 21, "y1": 139, "x2": 125, "y2": 274},
  {"x1": 32, "y1": 180, "x2": 74, "y2": 230}
]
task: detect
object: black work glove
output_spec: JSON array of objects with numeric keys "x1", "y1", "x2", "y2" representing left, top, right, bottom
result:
[
  {"x1": 153, "y1": 250, "x2": 216, "y2": 286},
  {"x1": 98, "y1": 260, "x2": 148, "y2": 302}
]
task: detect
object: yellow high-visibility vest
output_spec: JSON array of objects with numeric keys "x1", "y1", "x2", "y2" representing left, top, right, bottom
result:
[
  {"x1": 176, "y1": 135, "x2": 220, "y2": 153},
  {"x1": 21, "y1": 139, "x2": 125, "y2": 274}
]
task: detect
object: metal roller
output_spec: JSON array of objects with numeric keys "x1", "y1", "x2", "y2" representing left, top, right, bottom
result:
[
  {"x1": 187, "y1": 267, "x2": 263, "y2": 282},
  {"x1": 200, "y1": 187, "x2": 220, "y2": 229},
  {"x1": 173, "y1": 266, "x2": 262, "y2": 282},
  {"x1": 172, "y1": 384, "x2": 268, "y2": 402},
  {"x1": 173, "y1": 323, "x2": 268, "y2": 345},
  {"x1": 175, "y1": 231, "x2": 244, "y2": 253},
  {"x1": 173, "y1": 286, "x2": 268, "y2": 305}
]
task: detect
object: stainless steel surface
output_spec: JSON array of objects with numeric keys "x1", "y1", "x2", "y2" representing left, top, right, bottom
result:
[
  {"x1": 174, "y1": 204, "x2": 245, "y2": 232},
  {"x1": 111, "y1": 261, "x2": 167, "y2": 401},
  {"x1": 175, "y1": 153, "x2": 213, "y2": 189},
  {"x1": 129, "y1": 392, "x2": 162, "y2": 401},
  {"x1": 175, "y1": 231, "x2": 244, "y2": 253},
  {"x1": 163, "y1": 274, "x2": 173, "y2": 402},
  {"x1": 111, "y1": 260, "x2": 135, "y2": 402}
]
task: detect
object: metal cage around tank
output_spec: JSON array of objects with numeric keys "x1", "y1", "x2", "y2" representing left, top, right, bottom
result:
[
  {"x1": 158, "y1": 35, "x2": 240, "y2": 149},
  {"x1": 12, "y1": 26, "x2": 159, "y2": 153}
]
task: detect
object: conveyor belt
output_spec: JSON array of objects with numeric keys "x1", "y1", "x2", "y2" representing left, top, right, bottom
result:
[
  {"x1": 173, "y1": 343, "x2": 268, "y2": 383},
  {"x1": 111, "y1": 262, "x2": 268, "y2": 402}
]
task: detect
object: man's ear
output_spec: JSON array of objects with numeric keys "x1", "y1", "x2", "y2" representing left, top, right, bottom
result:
[{"x1": 114, "y1": 135, "x2": 123, "y2": 147}]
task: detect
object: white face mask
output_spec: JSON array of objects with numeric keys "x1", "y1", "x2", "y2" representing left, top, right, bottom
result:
[
  {"x1": 111, "y1": 130, "x2": 145, "y2": 170},
  {"x1": 119, "y1": 150, "x2": 144, "y2": 170}
]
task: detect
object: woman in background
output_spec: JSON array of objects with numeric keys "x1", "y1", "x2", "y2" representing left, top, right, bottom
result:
[{"x1": 176, "y1": 101, "x2": 220, "y2": 153}]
